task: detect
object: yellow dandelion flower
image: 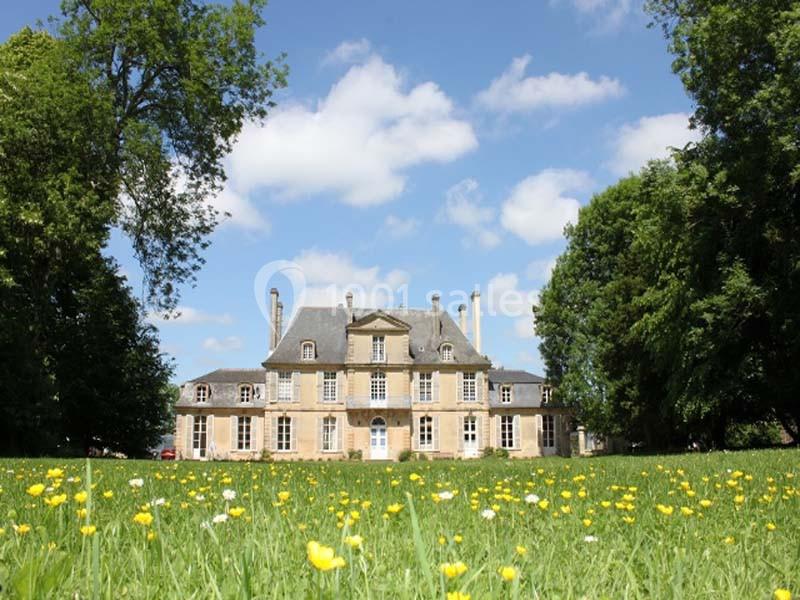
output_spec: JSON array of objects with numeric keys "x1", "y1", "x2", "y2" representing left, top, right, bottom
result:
[
  {"x1": 537, "y1": 499, "x2": 550, "y2": 510},
  {"x1": 344, "y1": 535, "x2": 363, "y2": 549},
  {"x1": 560, "y1": 490, "x2": 572, "y2": 500},
  {"x1": 656, "y1": 504, "x2": 674, "y2": 516},
  {"x1": 103, "y1": 491, "x2": 113, "y2": 499},
  {"x1": 307, "y1": 541, "x2": 345, "y2": 571},
  {"x1": 774, "y1": 589, "x2": 791, "y2": 600},
  {"x1": 228, "y1": 507, "x2": 245, "y2": 518},
  {"x1": 133, "y1": 512, "x2": 154, "y2": 527},
  {"x1": 680, "y1": 507, "x2": 694, "y2": 517},
  {"x1": 699, "y1": 499, "x2": 712, "y2": 509},
  {"x1": 410, "y1": 473, "x2": 421, "y2": 481},
  {"x1": 582, "y1": 518, "x2": 592, "y2": 527},
  {"x1": 499, "y1": 566, "x2": 517, "y2": 581},
  {"x1": 26, "y1": 483, "x2": 45, "y2": 497},
  {"x1": 44, "y1": 493, "x2": 67, "y2": 508},
  {"x1": 80, "y1": 525, "x2": 97, "y2": 537},
  {"x1": 766, "y1": 522, "x2": 777, "y2": 532},
  {"x1": 74, "y1": 491, "x2": 88, "y2": 504},
  {"x1": 516, "y1": 545, "x2": 527, "y2": 555},
  {"x1": 386, "y1": 503, "x2": 404, "y2": 514},
  {"x1": 723, "y1": 536, "x2": 735, "y2": 545},
  {"x1": 13, "y1": 524, "x2": 31, "y2": 535},
  {"x1": 277, "y1": 491, "x2": 291, "y2": 502},
  {"x1": 446, "y1": 593, "x2": 470, "y2": 600},
  {"x1": 454, "y1": 534, "x2": 463, "y2": 543},
  {"x1": 439, "y1": 561, "x2": 468, "y2": 579},
  {"x1": 46, "y1": 468, "x2": 64, "y2": 479},
  {"x1": 734, "y1": 495, "x2": 745, "y2": 505}
]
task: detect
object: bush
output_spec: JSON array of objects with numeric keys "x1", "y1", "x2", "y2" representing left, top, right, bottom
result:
[
  {"x1": 415, "y1": 452, "x2": 429, "y2": 461},
  {"x1": 398, "y1": 449, "x2": 413, "y2": 462},
  {"x1": 725, "y1": 421, "x2": 783, "y2": 449},
  {"x1": 260, "y1": 449, "x2": 273, "y2": 463},
  {"x1": 495, "y1": 447, "x2": 509, "y2": 459},
  {"x1": 482, "y1": 446, "x2": 495, "y2": 458},
  {"x1": 347, "y1": 449, "x2": 363, "y2": 461}
]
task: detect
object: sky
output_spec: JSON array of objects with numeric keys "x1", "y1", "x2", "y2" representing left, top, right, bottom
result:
[{"x1": 2, "y1": 0, "x2": 700, "y2": 382}]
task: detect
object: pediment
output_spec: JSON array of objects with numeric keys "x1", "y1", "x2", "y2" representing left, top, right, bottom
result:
[{"x1": 347, "y1": 310, "x2": 411, "y2": 332}]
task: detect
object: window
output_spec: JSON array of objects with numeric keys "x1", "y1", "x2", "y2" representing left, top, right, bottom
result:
[
  {"x1": 323, "y1": 372, "x2": 337, "y2": 402},
  {"x1": 278, "y1": 372, "x2": 292, "y2": 402},
  {"x1": 542, "y1": 414, "x2": 555, "y2": 448},
  {"x1": 441, "y1": 344, "x2": 453, "y2": 361},
  {"x1": 418, "y1": 372, "x2": 432, "y2": 402},
  {"x1": 370, "y1": 371, "x2": 386, "y2": 401},
  {"x1": 193, "y1": 415, "x2": 207, "y2": 457},
  {"x1": 277, "y1": 416, "x2": 292, "y2": 451},
  {"x1": 239, "y1": 384, "x2": 252, "y2": 404},
  {"x1": 463, "y1": 416, "x2": 477, "y2": 448},
  {"x1": 418, "y1": 416, "x2": 433, "y2": 450},
  {"x1": 462, "y1": 372, "x2": 476, "y2": 402},
  {"x1": 195, "y1": 384, "x2": 208, "y2": 403},
  {"x1": 322, "y1": 416, "x2": 337, "y2": 451},
  {"x1": 542, "y1": 385, "x2": 553, "y2": 404},
  {"x1": 302, "y1": 341, "x2": 315, "y2": 360},
  {"x1": 238, "y1": 416, "x2": 252, "y2": 450},
  {"x1": 500, "y1": 385, "x2": 512, "y2": 404},
  {"x1": 372, "y1": 335, "x2": 385, "y2": 362},
  {"x1": 500, "y1": 415, "x2": 515, "y2": 449}
]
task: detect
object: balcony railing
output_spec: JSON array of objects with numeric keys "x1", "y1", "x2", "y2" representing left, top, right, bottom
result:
[{"x1": 346, "y1": 395, "x2": 411, "y2": 410}]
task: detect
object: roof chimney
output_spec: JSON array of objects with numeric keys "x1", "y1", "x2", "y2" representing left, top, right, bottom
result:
[
  {"x1": 458, "y1": 304, "x2": 467, "y2": 336},
  {"x1": 276, "y1": 301, "x2": 284, "y2": 346},
  {"x1": 471, "y1": 290, "x2": 481, "y2": 354},
  {"x1": 269, "y1": 288, "x2": 279, "y2": 352},
  {"x1": 431, "y1": 293, "x2": 441, "y2": 337},
  {"x1": 345, "y1": 291, "x2": 353, "y2": 323}
]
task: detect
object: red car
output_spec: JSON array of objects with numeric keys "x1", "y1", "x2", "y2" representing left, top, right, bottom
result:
[{"x1": 160, "y1": 447, "x2": 176, "y2": 460}]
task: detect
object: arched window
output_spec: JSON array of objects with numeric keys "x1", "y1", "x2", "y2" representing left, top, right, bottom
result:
[
  {"x1": 302, "y1": 341, "x2": 315, "y2": 360},
  {"x1": 440, "y1": 343, "x2": 454, "y2": 362},
  {"x1": 239, "y1": 384, "x2": 253, "y2": 404},
  {"x1": 194, "y1": 384, "x2": 209, "y2": 403}
]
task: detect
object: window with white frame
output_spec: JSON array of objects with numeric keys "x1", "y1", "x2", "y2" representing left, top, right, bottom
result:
[
  {"x1": 193, "y1": 415, "x2": 208, "y2": 455},
  {"x1": 542, "y1": 414, "x2": 555, "y2": 448},
  {"x1": 322, "y1": 416, "x2": 337, "y2": 451},
  {"x1": 500, "y1": 385, "x2": 512, "y2": 404},
  {"x1": 238, "y1": 415, "x2": 252, "y2": 450},
  {"x1": 277, "y1": 416, "x2": 292, "y2": 451},
  {"x1": 500, "y1": 415, "x2": 515, "y2": 449},
  {"x1": 195, "y1": 384, "x2": 208, "y2": 403},
  {"x1": 418, "y1": 415, "x2": 434, "y2": 450},
  {"x1": 323, "y1": 372, "x2": 337, "y2": 402},
  {"x1": 302, "y1": 341, "x2": 315, "y2": 360},
  {"x1": 372, "y1": 335, "x2": 385, "y2": 362},
  {"x1": 418, "y1": 372, "x2": 432, "y2": 402},
  {"x1": 463, "y1": 372, "x2": 476, "y2": 402},
  {"x1": 239, "y1": 384, "x2": 252, "y2": 404},
  {"x1": 441, "y1": 344, "x2": 453, "y2": 361},
  {"x1": 463, "y1": 415, "x2": 477, "y2": 447},
  {"x1": 370, "y1": 371, "x2": 386, "y2": 401},
  {"x1": 278, "y1": 372, "x2": 292, "y2": 402},
  {"x1": 542, "y1": 385, "x2": 553, "y2": 404}
]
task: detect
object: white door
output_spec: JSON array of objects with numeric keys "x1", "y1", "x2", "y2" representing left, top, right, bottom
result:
[
  {"x1": 370, "y1": 417, "x2": 388, "y2": 459},
  {"x1": 193, "y1": 415, "x2": 208, "y2": 459},
  {"x1": 463, "y1": 416, "x2": 479, "y2": 458}
]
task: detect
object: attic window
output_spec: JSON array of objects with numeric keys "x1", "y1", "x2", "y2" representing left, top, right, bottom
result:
[
  {"x1": 239, "y1": 384, "x2": 253, "y2": 404},
  {"x1": 501, "y1": 385, "x2": 512, "y2": 404},
  {"x1": 302, "y1": 341, "x2": 315, "y2": 361},
  {"x1": 195, "y1": 384, "x2": 208, "y2": 403},
  {"x1": 440, "y1": 344, "x2": 453, "y2": 362}
]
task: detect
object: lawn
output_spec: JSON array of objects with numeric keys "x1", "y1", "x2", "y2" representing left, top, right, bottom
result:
[{"x1": 1, "y1": 450, "x2": 798, "y2": 599}]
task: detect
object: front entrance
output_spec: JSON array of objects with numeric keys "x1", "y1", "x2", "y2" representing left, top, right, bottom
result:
[
  {"x1": 463, "y1": 415, "x2": 479, "y2": 458},
  {"x1": 541, "y1": 414, "x2": 557, "y2": 456},
  {"x1": 370, "y1": 416, "x2": 388, "y2": 459},
  {"x1": 192, "y1": 415, "x2": 207, "y2": 459}
]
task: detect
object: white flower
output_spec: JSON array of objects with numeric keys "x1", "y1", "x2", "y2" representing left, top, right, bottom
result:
[
  {"x1": 222, "y1": 489, "x2": 236, "y2": 501},
  {"x1": 212, "y1": 513, "x2": 228, "y2": 524},
  {"x1": 584, "y1": 535, "x2": 598, "y2": 543},
  {"x1": 438, "y1": 491, "x2": 454, "y2": 501},
  {"x1": 152, "y1": 497, "x2": 166, "y2": 506},
  {"x1": 524, "y1": 494, "x2": 540, "y2": 504},
  {"x1": 195, "y1": 494, "x2": 205, "y2": 502},
  {"x1": 128, "y1": 478, "x2": 144, "y2": 488},
  {"x1": 481, "y1": 509, "x2": 496, "y2": 520}
]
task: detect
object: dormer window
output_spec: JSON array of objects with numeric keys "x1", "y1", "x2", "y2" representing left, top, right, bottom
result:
[
  {"x1": 195, "y1": 384, "x2": 208, "y2": 403},
  {"x1": 441, "y1": 344, "x2": 453, "y2": 362},
  {"x1": 302, "y1": 341, "x2": 315, "y2": 361},
  {"x1": 542, "y1": 385, "x2": 553, "y2": 404},
  {"x1": 501, "y1": 385, "x2": 512, "y2": 404},
  {"x1": 239, "y1": 384, "x2": 253, "y2": 404}
]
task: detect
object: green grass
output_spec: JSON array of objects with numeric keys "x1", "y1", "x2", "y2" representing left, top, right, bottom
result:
[{"x1": 1, "y1": 449, "x2": 798, "y2": 599}]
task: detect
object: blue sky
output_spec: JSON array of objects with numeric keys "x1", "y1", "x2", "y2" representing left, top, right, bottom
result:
[{"x1": 3, "y1": 0, "x2": 699, "y2": 382}]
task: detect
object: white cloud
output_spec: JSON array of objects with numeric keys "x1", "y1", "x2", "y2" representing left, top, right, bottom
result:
[
  {"x1": 148, "y1": 306, "x2": 234, "y2": 326},
  {"x1": 514, "y1": 316, "x2": 536, "y2": 339},
  {"x1": 476, "y1": 55, "x2": 624, "y2": 114},
  {"x1": 500, "y1": 169, "x2": 591, "y2": 245},
  {"x1": 486, "y1": 272, "x2": 539, "y2": 319},
  {"x1": 381, "y1": 214, "x2": 420, "y2": 239},
  {"x1": 441, "y1": 179, "x2": 501, "y2": 249},
  {"x1": 560, "y1": 0, "x2": 636, "y2": 32},
  {"x1": 226, "y1": 56, "x2": 477, "y2": 207},
  {"x1": 202, "y1": 336, "x2": 243, "y2": 352},
  {"x1": 211, "y1": 186, "x2": 270, "y2": 233},
  {"x1": 292, "y1": 249, "x2": 409, "y2": 308},
  {"x1": 322, "y1": 38, "x2": 372, "y2": 65},
  {"x1": 608, "y1": 112, "x2": 702, "y2": 176}
]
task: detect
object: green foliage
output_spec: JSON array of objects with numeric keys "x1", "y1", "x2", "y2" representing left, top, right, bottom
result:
[
  {"x1": 398, "y1": 449, "x2": 414, "y2": 462},
  {"x1": 725, "y1": 421, "x2": 783, "y2": 449},
  {"x1": 481, "y1": 446, "x2": 495, "y2": 458},
  {"x1": 494, "y1": 447, "x2": 509, "y2": 459},
  {"x1": 348, "y1": 449, "x2": 363, "y2": 461}
]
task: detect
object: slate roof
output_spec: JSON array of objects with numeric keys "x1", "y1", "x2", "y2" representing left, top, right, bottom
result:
[
  {"x1": 488, "y1": 369, "x2": 545, "y2": 384},
  {"x1": 264, "y1": 306, "x2": 490, "y2": 366},
  {"x1": 188, "y1": 368, "x2": 266, "y2": 383}
]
